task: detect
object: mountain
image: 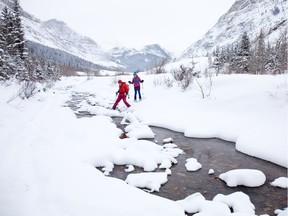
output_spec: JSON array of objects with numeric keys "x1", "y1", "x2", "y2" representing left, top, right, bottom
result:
[
  {"x1": 108, "y1": 44, "x2": 171, "y2": 72},
  {"x1": 1, "y1": 0, "x2": 172, "y2": 73},
  {"x1": 182, "y1": 0, "x2": 287, "y2": 58},
  {"x1": 22, "y1": 18, "x2": 123, "y2": 70},
  {"x1": 0, "y1": 0, "x2": 122, "y2": 72}
]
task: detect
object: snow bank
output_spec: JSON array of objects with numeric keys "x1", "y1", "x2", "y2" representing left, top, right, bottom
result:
[
  {"x1": 219, "y1": 169, "x2": 266, "y2": 187},
  {"x1": 134, "y1": 74, "x2": 288, "y2": 168},
  {"x1": 0, "y1": 80, "x2": 185, "y2": 216}
]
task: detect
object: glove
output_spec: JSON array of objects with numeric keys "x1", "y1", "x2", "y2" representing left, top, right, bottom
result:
[
  {"x1": 116, "y1": 91, "x2": 119, "y2": 95},
  {"x1": 141, "y1": 80, "x2": 144, "y2": 83},
  {"x1": 128, "y1": 81, "x2": 132, "y2": 84}
]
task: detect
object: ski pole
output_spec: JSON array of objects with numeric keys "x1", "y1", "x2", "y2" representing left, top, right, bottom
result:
[{"x1": 141, "y1": 82, "x2": 144, "y2": 98}]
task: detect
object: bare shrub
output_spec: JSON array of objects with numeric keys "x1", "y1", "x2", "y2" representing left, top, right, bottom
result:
[
  {"x1": 153, "y1": 76, "x2": 174, "y2": 88},
  {"x1": 193, "y1": 76, "x2": 212, "y2": 98},
  {"x1": 172, "y1": 64, "x2": 199, "y2": 90},
  {"x1": 171, "y1": 58, "x2": 213, "y2": 98},
  {"x1": 150, "y1": 58, "x2": 170, "y2": 74},
  {"x1": 19, "y1": 81, "x2": 37, "y2": 99},
  {"x1": 7, "y1": 80, "x2": 37, "y2": 103}
]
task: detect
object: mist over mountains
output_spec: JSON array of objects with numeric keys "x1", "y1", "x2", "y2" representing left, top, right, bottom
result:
[
  {"x1": 1, "y1": 0, "x2": 286, "y2": 73},
  {"x1": 108, "y1": 44, "x2": 171, "y2": 72}
]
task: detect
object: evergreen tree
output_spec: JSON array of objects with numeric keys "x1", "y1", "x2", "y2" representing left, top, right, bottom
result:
[
  {"x1": 228, "y1": 43, "x2": 238, "y2": 73},
  {"x1": 0, "y1": 48, "x2": 17, "y2": 81},
  {"x1": 0, "y1": 16, "x2": 5, "y2": 80},
  {"x1": 235, "y1": 32, "x2": 251, "y2": 73},
  {"x1": 265, "y1": 42, "x2": 277, "y2": 73},
  {"x1": 11, "y1": 0, "x2": 26, "y2": 60},
  {"x1": 223, "y1": 45, "x2": 233, "y2": 74},
  {"x1": 0, "y1": 7, "x2": 16, "y2": 79},
  {"x1": 275, "y1": 29, "x2": 287, "y2": 73},
  {"x1": 1, "y1": 6, "x2": 14, "y2": 56},
  {"x1": 251, "y1": 29, "x2": 266, "y2": 74},
  {"x1": 0, "y1": 16, "x2": 4, "y2": 50},
  {"x1": 0, "y1": 0, "x2": 60, "y2": 92},
  {"x1": 0, "y1": 49, "x2": 10, "y2": 80},
  {"x1": 9, "y1": 0, "x2": 30, "y2": 81},
  {"x1": 213, "y1": 46, "x2": 221, "y2": 76}
]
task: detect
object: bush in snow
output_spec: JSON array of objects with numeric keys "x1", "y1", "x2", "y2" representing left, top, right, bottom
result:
[{"x1": 171, "y1": 57, "x2": 203, "y2": 91}]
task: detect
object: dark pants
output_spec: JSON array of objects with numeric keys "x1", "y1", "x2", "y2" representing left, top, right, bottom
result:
[
  {"x1": 134, "y1": 86, "x2": 142, "y2": 100},
  {"x1": 112, "y1": 95, "x2": 130, "y2": 109}
]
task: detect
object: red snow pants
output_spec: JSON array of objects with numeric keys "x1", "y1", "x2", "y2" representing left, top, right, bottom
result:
[{"x1": 112, "y1": 95, "x2": 130, "y2": 110}]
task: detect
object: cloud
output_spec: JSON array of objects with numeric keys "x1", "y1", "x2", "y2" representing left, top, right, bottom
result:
[{"x1": 21, "y1": 0, "x2": 235, "y2": 54}]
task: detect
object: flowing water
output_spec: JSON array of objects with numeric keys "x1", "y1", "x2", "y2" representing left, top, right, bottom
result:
[
  {"x1": 112, "y1": 117, "x2": 287, "y2": 216},
  {"x1": 66, "y1": 92, "x2": 288, "y2": 216}
]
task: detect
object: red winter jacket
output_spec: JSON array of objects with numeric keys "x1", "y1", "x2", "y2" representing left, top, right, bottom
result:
[{"x1": 117, "y1": 82, "x2": 129, "y2": 96}]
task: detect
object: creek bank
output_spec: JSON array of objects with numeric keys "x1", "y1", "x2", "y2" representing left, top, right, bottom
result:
[
  {"x1": 112, "y1": 117, "x2": 287, "y2": 216},
  {"x1": 66, "y1": 92, "x2": 287, "y2": 216}
]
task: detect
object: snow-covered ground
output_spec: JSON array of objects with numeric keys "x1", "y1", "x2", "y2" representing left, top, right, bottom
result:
[{"x1": 0, "y1": 73, "x2": 287, "y2": 216}]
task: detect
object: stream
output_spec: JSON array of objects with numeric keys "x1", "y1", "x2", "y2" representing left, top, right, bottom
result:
[{"x1": 66, "y1": 92, "x2": 287, "y2": 216}]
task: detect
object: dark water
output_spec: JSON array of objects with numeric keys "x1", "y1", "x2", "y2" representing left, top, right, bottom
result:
[
  {"x1": 66, "y1": 93, "x2": 287, "y2": 216},
  {"x1": 111, "y1": 118, "x2": 287, "y2": 216}
]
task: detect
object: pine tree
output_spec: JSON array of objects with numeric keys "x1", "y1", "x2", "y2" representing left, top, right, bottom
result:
[
  {"x1": 0, "y1": 0, "x2": 60, "y2": 91},
  {"x1": 223, "y1": 45, "x2": 232, "y2": 74},
  {"x1": 0, "y1": 51, "x2": 14, "y2": 81},
  {"x1": 11, "y1": 0, "x2": 26, "y2": 60},
  {"x1": 235, "y1": 32, "x2": 251, "y2": 74},
  {"x1": 0, "y1": 16, "x2": 6, "y2": 80},
  {"x1": 1, "y1": 6, "x2": 14, "y2": 56},
  {"x1": 0, "y1": 16, "x2": 4, "y2": 51},
  {"x1": 275, "y1": 29, "x2": 287, "y2": 73},
  {"x1": 213, "y1": 46, "x2": 221, "y2": 76},
  {"x1": 0, "y1": 7, "x2": 16, "y2": 79},
  {"x1": 251, "y1": 29, "x2": 266, "y2": 74},
  {"x1": 265, "y1": 42, "x2": 277, "y2": 73},
  {"x1": 228, "y1": 43, "x2": 238, "y2": 73}
]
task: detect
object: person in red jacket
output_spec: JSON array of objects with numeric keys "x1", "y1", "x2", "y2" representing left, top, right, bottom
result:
[{"x1": 112, "y1": 80, "x2": 131, "y2": 110}]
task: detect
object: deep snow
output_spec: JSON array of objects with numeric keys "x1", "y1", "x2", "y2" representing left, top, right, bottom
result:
[{"x1": 0, "y1": 72, "x2": 287, "y2": 216}]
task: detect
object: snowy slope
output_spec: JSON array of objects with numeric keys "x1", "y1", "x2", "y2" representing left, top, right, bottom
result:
[
  {"x1": 182, "y1": 0, "x2": 287, "y2": 57},
  {"x1": 22, "y1": 18, "x2": 122, "y2": 68},
  {"x1": 0, "y1": 0, "x2": 122, "y2": 69},
  {"x1": 0, "y1": 74, "x2": 287, "y2": 216},
  {"x1": 1, "y1": 0, "x2": 172, "y2": 71}
]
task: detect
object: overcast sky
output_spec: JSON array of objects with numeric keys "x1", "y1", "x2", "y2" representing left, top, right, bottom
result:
[{"x1": 20, "y1": 0, "x2": 235, "y2": 55}]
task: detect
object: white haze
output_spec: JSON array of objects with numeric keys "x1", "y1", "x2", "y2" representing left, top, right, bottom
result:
[{"x1": 20, "y1": 0, "x2": 235, "y2": 54}]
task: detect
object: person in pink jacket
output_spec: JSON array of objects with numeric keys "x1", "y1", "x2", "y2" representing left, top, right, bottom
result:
[{"x1": 128, "y1": 72, "x2": 144, "y2": 101}]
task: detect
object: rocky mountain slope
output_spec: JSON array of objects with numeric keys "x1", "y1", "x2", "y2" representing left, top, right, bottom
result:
[
  {"x1": 1, "y1": 0, "x2": 171, "y2": 72},
  {"x1": 182, "y1": 0, "x2": 287, "y2": 58},
  {"x1": 22, "y1": 18, "x2": 121, "y2": 70}
]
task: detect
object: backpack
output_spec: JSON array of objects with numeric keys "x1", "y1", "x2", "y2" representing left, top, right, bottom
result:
[{"x1": 123, "y1": 82, "x2": 129, "y2": 94}]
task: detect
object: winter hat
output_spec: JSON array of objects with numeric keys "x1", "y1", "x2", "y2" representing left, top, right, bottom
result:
[
  {"x1": 133, "y1": 72, "x2": 137, "y2": 76},
  {"x1": 118, "y1": 80, "x2": 122, "y2": 84}
]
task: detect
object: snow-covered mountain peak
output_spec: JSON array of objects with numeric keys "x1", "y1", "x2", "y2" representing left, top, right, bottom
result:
[
  {"x1": 109, "y1": 44, "x2": 171, "y2": 72},
  {"x1": 41, "y1": 19, "x2": 99, "y2": 47},
  {"x1": 19, "y1": 15, "x2": 122, "y2": 68},
  {"x1": 181, "y1": 0, "x2": 287, "y2": 58},
  {"x1": 1, "y1": 0, "x2": 172, "y2": 72},
  {"x1": 42, "y1": 19, "x2": 67, "y2": 28},
  {"x1": 142, "y1": 44, "x2": 170, "y2": 58}
]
